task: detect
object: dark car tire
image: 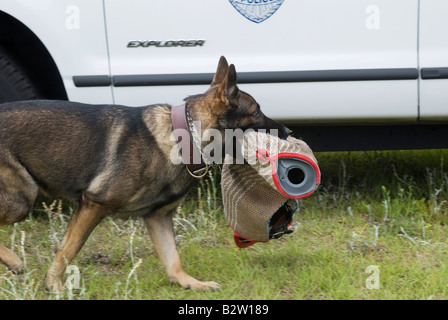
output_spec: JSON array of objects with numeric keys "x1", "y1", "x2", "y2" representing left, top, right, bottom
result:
[{"x1": 0, "y1": 48, "x2": 40, "y2": 103}]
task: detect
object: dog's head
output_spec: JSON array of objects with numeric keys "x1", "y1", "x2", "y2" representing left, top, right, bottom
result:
[{"x1": 186, "y1": 56, "x2": 290, "y2": 140}]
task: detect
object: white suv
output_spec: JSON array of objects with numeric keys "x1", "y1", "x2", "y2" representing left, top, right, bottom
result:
[{"x1": 1, "y1": 0, "x2": 447, "y2": 150}]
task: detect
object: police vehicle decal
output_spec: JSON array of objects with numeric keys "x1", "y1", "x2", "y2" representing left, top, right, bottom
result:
[{"x1": 228, "y1": 0, "x2": 284, "y2": 23}]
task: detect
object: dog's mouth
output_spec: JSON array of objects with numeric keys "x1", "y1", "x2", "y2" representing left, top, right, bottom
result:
[
  {"x1": 258, "y1": 117, "x2": 291, "y2": 140},
  {"x1": 279, "y1": 126, "x2": 291, "y2": 140},
  {"x1": 270, "y1": 127, "x2": 290, "y2": 140},
  {"x1": 243, "y1": 125, "x2": 291, "y2": 140}
]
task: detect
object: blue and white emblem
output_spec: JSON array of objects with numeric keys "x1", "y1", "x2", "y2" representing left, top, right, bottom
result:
[{"x1": 228, "y1": 0, "x2": 284, "y2": 24}]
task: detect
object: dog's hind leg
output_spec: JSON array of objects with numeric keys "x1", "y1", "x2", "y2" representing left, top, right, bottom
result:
[
  {"x1": 0, "y1": 161, "x2": 38, "y2": 273},
  {"x1": 144, "y1": 205, "x2": 220, "y2": 290},
  {"x1": 44, "y1": 197, "x2": 106, "y2": 292}
]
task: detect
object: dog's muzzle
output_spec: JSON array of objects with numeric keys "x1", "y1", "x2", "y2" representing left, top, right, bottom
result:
[{"x1": 221, "y1": 131, "x2": 320, "y2": 248}]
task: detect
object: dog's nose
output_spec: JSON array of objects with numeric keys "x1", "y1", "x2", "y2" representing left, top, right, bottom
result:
[{"x1": 280, "y1": 126, "x2": 291, "y2": 139}]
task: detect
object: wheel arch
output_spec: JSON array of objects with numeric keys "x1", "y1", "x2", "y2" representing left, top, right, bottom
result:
[{"x1": 0, "y1": 10, "x2": 68, "y2": 100}]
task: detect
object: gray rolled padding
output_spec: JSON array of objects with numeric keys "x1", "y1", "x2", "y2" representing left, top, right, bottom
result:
[{"x1": 275, "y1": 157, "x2": 318, "y2": 197}]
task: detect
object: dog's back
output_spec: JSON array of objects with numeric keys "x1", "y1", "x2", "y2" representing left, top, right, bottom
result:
[{"x1": 1, "y1": 100, "x2": 158, "y2": 201}]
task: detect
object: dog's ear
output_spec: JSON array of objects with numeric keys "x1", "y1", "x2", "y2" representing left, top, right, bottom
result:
[
  {"x1": 216, "y1": 64, "x2": 238, "y2": 106},
  {"x1": 225, "y1": 64, "x2": 238, "y2": 99},
  {"x1": 211, "y1": 56, "x2": 229, "y2": 85}
]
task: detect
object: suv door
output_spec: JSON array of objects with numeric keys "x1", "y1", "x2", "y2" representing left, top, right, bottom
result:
[
  {"x1": 104, "y1": 0, "x2": 418, "y2": 124},
  {"x1": 419, "y1": 0, "x2": 448, "y2": 120}
]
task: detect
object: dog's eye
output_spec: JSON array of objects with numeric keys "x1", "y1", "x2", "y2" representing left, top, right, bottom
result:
[
  {"x1": 230, "y1": 103, "x2": 238, "y2": 111},
  {"x1": 252, "y1": 110, "x2": 261, "y2": 118}
]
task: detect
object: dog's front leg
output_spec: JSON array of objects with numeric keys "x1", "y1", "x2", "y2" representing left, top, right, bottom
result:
[
  {"x1": 44, "y1": 198, "x2": 106, "y2": 292},
  {"x1": 144, "y1": 207, "x2": 220, "y2": 290}
]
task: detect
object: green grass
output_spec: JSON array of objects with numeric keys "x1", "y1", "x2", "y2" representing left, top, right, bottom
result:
[{"x1": 2, "y1": 149, "x2": 448, "y2": 299}]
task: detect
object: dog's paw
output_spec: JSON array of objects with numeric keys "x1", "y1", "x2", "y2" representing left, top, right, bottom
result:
[
  {"x1": 171, "y1": 273, "x2": 220, "y2": 291},
  {"x1": 5, "y1": 261, "x2": 24, "y2": 274},
  {"x1": 188, "y1": 281, "x2": 220, "y2": 291},
  {"x1": 44, "y1": 273, "x2": 64, "y2": 293}
]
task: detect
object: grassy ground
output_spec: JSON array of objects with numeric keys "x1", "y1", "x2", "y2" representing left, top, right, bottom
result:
[{"x1": 1, "y1": 149, "x2": 448, "y2": 299}]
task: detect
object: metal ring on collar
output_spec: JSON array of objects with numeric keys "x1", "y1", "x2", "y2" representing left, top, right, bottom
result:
[{"x1": 186, "y1": 163, "x2": 209, "y2": 178}]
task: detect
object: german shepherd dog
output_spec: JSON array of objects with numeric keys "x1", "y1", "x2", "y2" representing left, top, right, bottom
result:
[{"x1": 0, "y1": 56, "x2": 290, "y2": 291}]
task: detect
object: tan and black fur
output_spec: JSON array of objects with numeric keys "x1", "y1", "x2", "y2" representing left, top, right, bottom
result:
[{"x1": 0, "y1": 56, "x2": 289, "y2": 291}]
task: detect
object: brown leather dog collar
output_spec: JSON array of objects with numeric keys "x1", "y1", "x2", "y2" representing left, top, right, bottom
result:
[{"x1": 171, "y1": 104, "x2": 208, "y2": 177}]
